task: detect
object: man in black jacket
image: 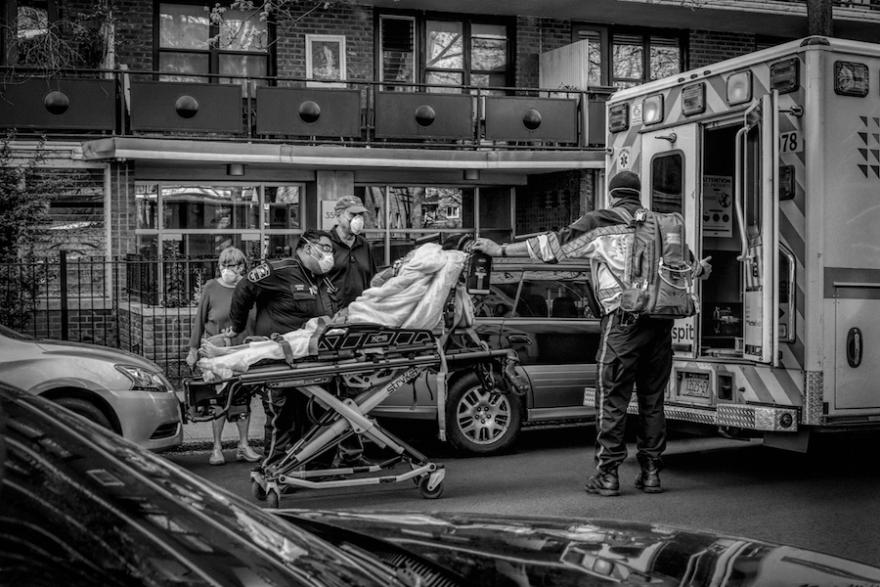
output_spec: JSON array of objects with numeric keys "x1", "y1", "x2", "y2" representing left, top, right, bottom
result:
[
  {"x1": 228, "y1": 230, "x2": 339, "y2": 469},
  {"x1": 327, "y1": 195, "x2": 377, "y2": 308},
  {"x1": 474, "y1": 171, "x2": 710, "y2": 496}
]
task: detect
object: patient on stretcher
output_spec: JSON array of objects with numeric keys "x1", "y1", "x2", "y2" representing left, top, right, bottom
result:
[{"x1": 197, "y1": 243, "x2": 475, "y2": 381}]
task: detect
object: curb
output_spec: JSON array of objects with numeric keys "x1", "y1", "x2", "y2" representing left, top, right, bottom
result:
[{"x1": 169, "y1": 438, "x2": 265, "y2": 455}]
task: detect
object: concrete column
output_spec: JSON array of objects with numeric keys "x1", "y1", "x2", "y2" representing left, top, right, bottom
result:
[{"x1": 316, "y1": 171, "x2": 354, "y2": 230}]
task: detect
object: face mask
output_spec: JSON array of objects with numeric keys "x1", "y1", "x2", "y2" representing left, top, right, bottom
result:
[
  {"x1": 220, "y1": 268, "x2": 239, "y2": 285},
  {"x1": 349, "y1": 215, "x2": 365, "y2": 235},
  {"x1": 311, "y1": 247, "x2": 335, "y2": 274}
]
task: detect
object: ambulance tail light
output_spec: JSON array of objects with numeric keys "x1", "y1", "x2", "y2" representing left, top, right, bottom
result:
[
  {"x1": 642, "y1": 94, "x2": 664, "y2": 125},
  {"x1": 726, "y1": 71, "x2": 752, "y2": 106},
  {"x1": 682, "y1": 82, "x2": 706, "y2": 116},
  {"x1": 608, "y1": 103, "x2": 629, "y2": 133},
  {"x1": 834, "y1": 61, "x2": 869, "y2": 97},
  {"x1": 770, "y1": 58, "x2": 799, "y2": 94}
]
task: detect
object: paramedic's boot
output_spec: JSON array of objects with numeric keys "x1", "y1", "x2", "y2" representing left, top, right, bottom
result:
[
  {"x1": 635, "y1": 458, "x2": 663, "y2": 494},
  {"x1": 584, "y1": 468, "x2": 620, "y2": 497}
]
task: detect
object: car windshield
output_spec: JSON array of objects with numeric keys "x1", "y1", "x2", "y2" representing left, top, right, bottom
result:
[{"x1": 0, "y1": 324, "x2": 32, "y2": 340}]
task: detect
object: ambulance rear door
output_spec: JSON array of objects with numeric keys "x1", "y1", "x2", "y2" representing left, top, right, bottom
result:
[
  {"x1": 640, "y1": 123, "x2": 700, "y2": 358},
  {"x1": 736, "y1": 92, "x2": 779, "y2": 365}
]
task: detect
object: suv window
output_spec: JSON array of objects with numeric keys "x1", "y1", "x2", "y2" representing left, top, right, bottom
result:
[{"x1": 518, "y1": 270, "x2": 594, "y2": 319}]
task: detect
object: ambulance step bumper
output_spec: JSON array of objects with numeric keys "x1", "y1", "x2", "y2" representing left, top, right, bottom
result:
[{"x1": 585, "y1": 388, "x2": 798, "y2": 432}]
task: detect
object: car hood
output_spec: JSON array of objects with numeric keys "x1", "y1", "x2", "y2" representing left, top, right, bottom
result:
[
  {"x1": 278, "y1": 509, "x2": 880, "y2": 586},
  {"x1": 34, "y1": 337, "x2": 161, "y2": 369},
  {"x1": 0, "y1": 387, "x2": 407, "y2": 587}
]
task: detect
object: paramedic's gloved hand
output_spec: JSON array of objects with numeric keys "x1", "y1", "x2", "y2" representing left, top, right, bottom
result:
[
  {"x1": 186, "y1": 347, "x2": 199, "y2": 368},
  {"x1": 473, "y1": 238, "x2": 503, "y2": 257},
  {"x1": 696, "y1": 256, "x2": 712, "y2": 280}
]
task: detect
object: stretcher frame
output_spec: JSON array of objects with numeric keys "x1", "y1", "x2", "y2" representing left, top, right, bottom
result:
[{"x1": 185, "y1": 320, "x2": 525, "y2": 507}]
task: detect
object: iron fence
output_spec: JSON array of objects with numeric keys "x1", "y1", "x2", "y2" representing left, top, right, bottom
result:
[{"x1": 0, "y1": 252, "x2": 222, "y2": 386}]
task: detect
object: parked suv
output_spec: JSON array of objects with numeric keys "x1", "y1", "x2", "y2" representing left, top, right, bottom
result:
[
  {"x1": 375, "y1": 257, "x2": 600, "y2": 455},
  {"x1": 0, "y1": 325, "x2": 182, "y2": 451}
]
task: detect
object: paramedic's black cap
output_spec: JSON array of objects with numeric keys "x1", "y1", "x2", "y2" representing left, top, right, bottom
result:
[{"x1": 608, "y1": 170, "x2": 641, "y2": 197}]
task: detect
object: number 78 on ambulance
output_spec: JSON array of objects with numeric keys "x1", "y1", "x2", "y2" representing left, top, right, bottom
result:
[{"x1": 586, "y1": 36, "x2": 880, "y2": 451}]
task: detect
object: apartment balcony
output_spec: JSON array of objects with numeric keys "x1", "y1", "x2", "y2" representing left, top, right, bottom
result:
[{"x1": 0, "y1": 69, "x2": 610, "y2": 144}]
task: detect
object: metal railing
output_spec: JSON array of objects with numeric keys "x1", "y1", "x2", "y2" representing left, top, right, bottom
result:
[
  {"x1": 0, "y1": 67, "x2": 615, "y2": 149},
  {"x1": 0, "y1": 252, "x2": 222, "y2": 386}
]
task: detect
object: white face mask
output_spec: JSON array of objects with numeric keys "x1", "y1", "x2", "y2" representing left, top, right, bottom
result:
[
  {"x1": 311, "y1": 248, "x2": 335, "y2": 274},
  {"x1": 349, "y1": 215, "x2": 365, "y2": 235},
  {"x1": 220, "y1": 268, "x2": 239, "y2": 285}
]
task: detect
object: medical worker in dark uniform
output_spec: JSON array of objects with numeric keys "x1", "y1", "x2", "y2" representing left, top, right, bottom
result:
[
  {"x1": 228, "y1": 229, "x2": 339, "y2": 470},
  {"x1": 474, "y1": 171, "x2": 711, "y2": 496}
]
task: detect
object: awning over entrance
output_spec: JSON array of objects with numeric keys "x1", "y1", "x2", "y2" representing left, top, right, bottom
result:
[{"x1": 81, "y1": 137, "x2": 605, "y2": 175}]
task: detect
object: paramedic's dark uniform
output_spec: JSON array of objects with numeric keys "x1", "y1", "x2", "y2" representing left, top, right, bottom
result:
[
  {"x1": 327, "y1": 229, "x2": 376, "y2": 308},
  {"x1": 525, "y1": 194, "x2": 671, "y2": 474},
  {"x1": 229, "y1": 258, "x2": 338, "y2": 470}
]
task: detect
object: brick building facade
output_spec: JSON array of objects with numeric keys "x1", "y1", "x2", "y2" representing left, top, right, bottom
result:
[{"x1": 2, "y1": 0, "x2": 879, "y2": 378}]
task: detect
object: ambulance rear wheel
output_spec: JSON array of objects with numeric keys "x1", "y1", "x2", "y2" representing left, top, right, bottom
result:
[
  {"x1": 446, "y1": 373, "x2": 522, "y2": 455},
  {"x1": 251, "y1": 480, "x2": 267, "y2": 501}
]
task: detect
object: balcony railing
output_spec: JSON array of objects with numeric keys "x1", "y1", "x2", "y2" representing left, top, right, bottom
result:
[{"x1": 0, "y1": 68, "x2": 615, "y2": 150}]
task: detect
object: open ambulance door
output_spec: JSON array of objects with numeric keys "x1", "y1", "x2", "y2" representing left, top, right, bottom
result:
[
  {"x1": 640, "y1": 123, "x2": 699, "y2": 358},
  {"x1": 736, "y1": 92, "x2": 779, "y2": 365}
]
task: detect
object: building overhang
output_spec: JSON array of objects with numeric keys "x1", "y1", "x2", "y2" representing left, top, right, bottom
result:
[
  {"x1": 370, "y1": 0, "x2": 880, "y2": 40},
  {"x1": 80, "y1": 137, "x2": 605, "y2": 175}
]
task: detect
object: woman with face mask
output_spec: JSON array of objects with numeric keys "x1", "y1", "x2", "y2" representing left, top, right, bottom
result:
[
  {"x1": 327, "y1": 195, "x2": 377, "y2": 308},
  {"x1": 186, "y1": 246, "x2": 261, "y2": 466}
]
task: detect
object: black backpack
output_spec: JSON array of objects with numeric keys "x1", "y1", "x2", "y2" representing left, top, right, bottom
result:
[{"x1": 611, "y1": 207, "x2": 698, "y2": 320}]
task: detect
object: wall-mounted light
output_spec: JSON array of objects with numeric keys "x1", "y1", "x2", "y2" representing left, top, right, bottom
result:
[
  {"x1": 463, "y1": 169, "x2": 479, "y2": 181},
  {"x1": 227, "y1": 163, "x2": 245, "y2": 176}
]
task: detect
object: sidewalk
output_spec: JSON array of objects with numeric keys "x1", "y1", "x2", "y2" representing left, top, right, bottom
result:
[{"x1": 178, "y1": 396, "x2": 267, "y2": 453}]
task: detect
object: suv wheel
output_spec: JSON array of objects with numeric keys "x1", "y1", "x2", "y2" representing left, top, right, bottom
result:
[
  {"x1": 446, "y1": 373, "x2": 522, "y2": 455},
  {"x1": 54, "y1": 397, "x2": 112, "y2": 430}
]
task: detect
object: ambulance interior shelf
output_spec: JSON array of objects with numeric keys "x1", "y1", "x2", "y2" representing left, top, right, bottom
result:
[{"x1": 700, "y1": 248, "x2": 744, "y2": 358}]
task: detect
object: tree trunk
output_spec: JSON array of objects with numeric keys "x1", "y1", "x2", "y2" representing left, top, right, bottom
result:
[{"x1": 807, "y1": 0, "x2": 834, "y2": 37}]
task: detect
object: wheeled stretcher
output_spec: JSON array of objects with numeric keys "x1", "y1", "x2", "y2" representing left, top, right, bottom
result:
[
  {"x1": 184, "y1": 245, "x2": 525, "y2": 508},
  {"x1": 186, "y1": 322, "x2": 523, "y2": 507}
]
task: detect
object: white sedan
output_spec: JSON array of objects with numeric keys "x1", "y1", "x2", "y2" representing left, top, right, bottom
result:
[{"x1": 0, "y1": 324, "x2": 182, "y2": 451}]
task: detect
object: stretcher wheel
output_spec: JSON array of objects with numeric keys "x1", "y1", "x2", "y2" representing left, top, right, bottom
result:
[
  {"x1": 266, "y1": 489, "x2": 281, "y2": 509},
  {"x1": 251, "y1": 480, "x2": 267, "y2": 501},
  {"x1": 418, "y1": 476, "x2": 444, "y2": 499}
]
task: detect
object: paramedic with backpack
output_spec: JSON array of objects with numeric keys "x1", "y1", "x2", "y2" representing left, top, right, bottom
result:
[{"x1": 474, "y1": 170, "x2": 711, "y2": 496}]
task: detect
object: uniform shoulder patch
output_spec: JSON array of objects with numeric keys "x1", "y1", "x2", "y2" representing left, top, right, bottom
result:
[{"x1": 248, "y1": 263, "x2": 271, "y2": 282}]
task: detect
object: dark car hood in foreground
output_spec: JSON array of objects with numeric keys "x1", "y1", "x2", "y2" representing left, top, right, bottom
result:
[
  {"x1": 278, "y1": 508, "x2": 880, "y2": 586},
  {"x1": 0, "y1": 386, "x2": 406, "y2": 587}
]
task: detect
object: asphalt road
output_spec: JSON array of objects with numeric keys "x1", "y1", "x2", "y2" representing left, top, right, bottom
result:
[{"x1": 166, "y1": 425, "x2": 880, "y2": 566}]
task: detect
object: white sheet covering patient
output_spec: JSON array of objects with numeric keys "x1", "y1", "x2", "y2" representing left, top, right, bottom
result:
[{"x1": 197, "y1": 243, "x2": 474, "y2": 381}]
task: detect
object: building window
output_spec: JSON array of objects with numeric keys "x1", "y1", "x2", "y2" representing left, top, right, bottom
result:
[
  {"x1": 156, "y1": 2, "x2": 271, "y2": 84},
  {"x1": 380, "y1": 15, "x2": 416, "y2": 90},
  {"x1": 2, "y1": 0, "x2": 58, "y2": 65},
  {"x1": 135, "y1": 183, "x2": 302, "y2": 262},
  {"x1": 575, "y1": 26, "x2": 685, "y2": 88},
  {"x1": 378, "y1": 12, "x2": 512, "y2": 92},
  {"x1": 355, "y1": 185, "x2": 511, "y2": 265},
  {"x1": 16, "y1": 0, "x2": 51, "y2": 40}
]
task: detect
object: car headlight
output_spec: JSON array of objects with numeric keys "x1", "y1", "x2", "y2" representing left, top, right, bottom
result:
[{"x1": 115, "y1": 365, "x2": 174, "y2": 393}]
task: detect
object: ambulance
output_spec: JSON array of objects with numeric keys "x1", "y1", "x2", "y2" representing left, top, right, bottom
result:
[{"x1": 590, "y1": 36, "x2": 880, "y2": 450}]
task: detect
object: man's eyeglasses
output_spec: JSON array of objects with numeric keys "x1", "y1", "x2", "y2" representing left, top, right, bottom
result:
[
  {"x1": 308, "y1": 242, "x2": 334, "y2": 253},
  {"x1": 220, "y1": 262, "x2": 244, "y2": 269}
]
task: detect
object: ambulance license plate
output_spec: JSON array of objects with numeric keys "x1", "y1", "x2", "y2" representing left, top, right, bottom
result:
[{"x1": 680, "y1": 372, "x2": 710, "y2": 398}]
